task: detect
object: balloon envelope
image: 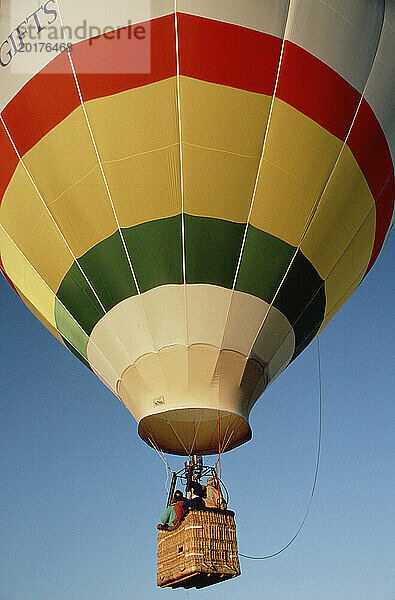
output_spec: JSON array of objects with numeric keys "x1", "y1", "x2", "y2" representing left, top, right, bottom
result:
[{"x1": 0, "y1": 1, "x2": 393, "y2": 455}]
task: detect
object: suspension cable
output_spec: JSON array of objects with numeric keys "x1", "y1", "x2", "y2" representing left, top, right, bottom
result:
[
  {"x1": 239, "y1": 337, "x2": 323, "y2": 560},
  {"x1": 148, "y1": 437, "x2": 174, "y2": 494}
]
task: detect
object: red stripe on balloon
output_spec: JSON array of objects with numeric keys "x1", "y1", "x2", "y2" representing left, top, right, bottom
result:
[
  {"x1": 364, "y1": 171, "x2": 394, "y2": 275},
  {"x1": 178, "y1": 13, "x2": 282, "y2": 95},
  {"x1": 75, "y1": 14, "x2": 176, "y2": 101},
  {"x1": 348, "y1": 99, "x2": 393, "y2": 200},
  {"x1": 1, "y1": 52, "x2": 79, "y2": 157},
  {"x1": 1, "y1": 15, "x2": 176, "y2": 158},
  {"x1": 276, "y1": 40, "x2": 361, "y2": 142},
  {"x1": 348, "y1": 99, "x2": 394, "y2": 274},
  {"x1": 0, "y1": 126, "x2": 19, "y2": 202}
]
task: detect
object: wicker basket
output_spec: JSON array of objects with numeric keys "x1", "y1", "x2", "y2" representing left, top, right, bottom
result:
[{"x1": 157, "y1": 508, "x2": 241, "y2": 589}]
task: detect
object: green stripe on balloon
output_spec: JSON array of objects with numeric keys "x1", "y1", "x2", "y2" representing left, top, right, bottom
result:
[
  {"x1": 54, "y1": 296, "x2": 91, "y2": 366},
  {"x1": 123, "y1": 216, "x2": 183, "y2": 291},
  {"x1": 185, "y1": 216, "x2": 244, "y2": 288},
  {"x1": 55, "y1": 215, "x2": 183, "y2": 343},
  {"x1": 55, "y1": 215, "x2": 325, "y2": 364},
  {"x1": 236, "y1": 225, "x2": 325, "y2": 359}
]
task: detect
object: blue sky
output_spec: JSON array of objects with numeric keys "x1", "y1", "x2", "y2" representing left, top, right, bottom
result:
[{"x1": 0, "y1": 234, "x2": 393, "y2": 600}]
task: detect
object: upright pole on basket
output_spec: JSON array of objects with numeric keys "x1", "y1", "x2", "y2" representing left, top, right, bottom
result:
[{"x1": 186, "y1": 458, "x2": 193, "y2": 493}]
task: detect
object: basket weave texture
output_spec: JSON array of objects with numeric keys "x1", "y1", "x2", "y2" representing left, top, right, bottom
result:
[{"x1": 157, "y1": 508, "x2": 240, "y2": 589}]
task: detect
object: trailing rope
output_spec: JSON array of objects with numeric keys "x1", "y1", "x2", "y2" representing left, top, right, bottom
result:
[{"x1": 239, "y1": 337, "x2": 323, "y2": 560}]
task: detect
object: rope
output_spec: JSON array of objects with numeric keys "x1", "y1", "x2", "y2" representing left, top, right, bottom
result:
[
  {"x1": 148, "y1": 437, "x2": 173, "y2": 494},
  {"x1": 189, "y1": 408, "x2": 205, "y2": 456},
  {"x1": 222, "y1": 428, "x2": 235, "y2": 454},
  {"x1": 239, "y1": 337, "x2": 323, "y2": 560},
  {"x1": 164, "y1": 415, "x2": 190, "y2": 456}
]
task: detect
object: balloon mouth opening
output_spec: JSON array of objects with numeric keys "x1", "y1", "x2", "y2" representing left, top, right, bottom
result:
[{"x1": 138, "y1": 408, "x2": 252, "y2": 456}]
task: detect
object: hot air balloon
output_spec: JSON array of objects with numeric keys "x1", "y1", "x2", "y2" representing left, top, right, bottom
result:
[{"x1": 0, "y1": 0, "x2": 393, "y2": 588}]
